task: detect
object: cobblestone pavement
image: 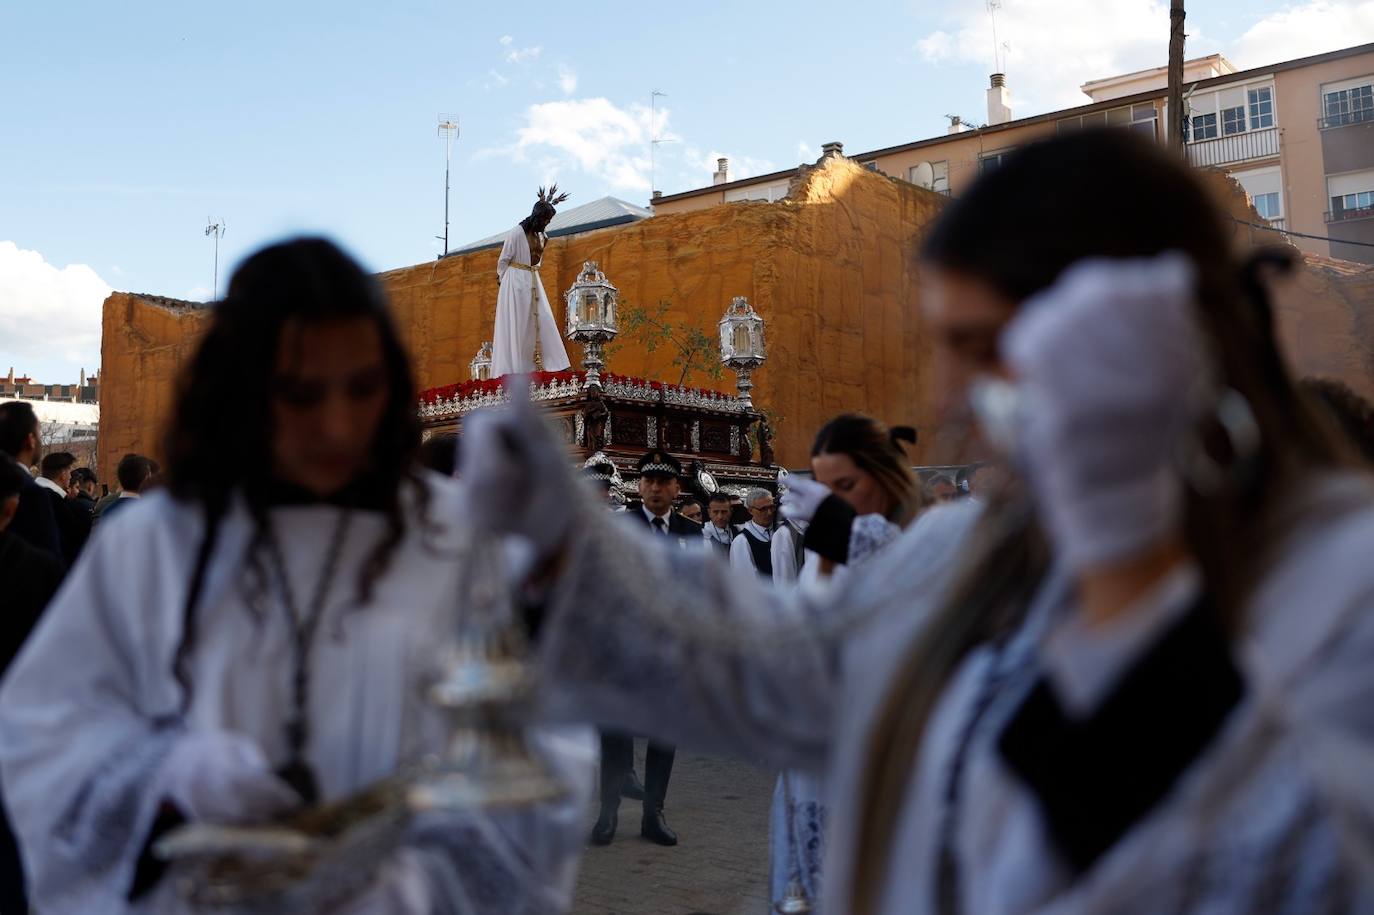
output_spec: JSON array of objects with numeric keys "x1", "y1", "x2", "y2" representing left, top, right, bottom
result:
[{"x1": 572, "y1": 746, "x2": 775, "y2": 915}]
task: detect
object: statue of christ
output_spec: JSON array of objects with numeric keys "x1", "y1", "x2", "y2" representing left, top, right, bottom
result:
[{"x1": 491, "y1": 185, "x2": 573, "y2": 377}]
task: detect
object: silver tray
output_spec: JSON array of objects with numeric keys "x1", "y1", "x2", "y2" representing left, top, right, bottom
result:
[{"x1": 155, "y1": 773, "x2": 414, "y2": 914}]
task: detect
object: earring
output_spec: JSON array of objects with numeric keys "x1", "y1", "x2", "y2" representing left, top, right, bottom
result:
[{"x1": 1176, "y1": 387, "x2": 1261, "y2": 495}]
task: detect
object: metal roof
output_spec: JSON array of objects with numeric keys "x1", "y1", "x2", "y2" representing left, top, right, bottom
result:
[{"x1": 445, "y1": 196, "x2": 653, "y2": 257}]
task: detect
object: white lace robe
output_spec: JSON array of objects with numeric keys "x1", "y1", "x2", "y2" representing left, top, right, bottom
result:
[
  {"x1": 769, "y1": 514, "x2": 902, "y2": 912},
  {"x1": 492, "y1": 226, "x2": 571, "y2": 377},
  {"x1": 0, "y1": 474, "x2": 595, "y2": 914},
  {"x1": 534, "y1": 476, "x2": 1374, "y2": 914}
]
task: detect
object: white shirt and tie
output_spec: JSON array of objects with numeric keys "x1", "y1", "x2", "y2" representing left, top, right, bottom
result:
[{"x1": 642, "y1": 505, "x2": 672, "y2": 534}]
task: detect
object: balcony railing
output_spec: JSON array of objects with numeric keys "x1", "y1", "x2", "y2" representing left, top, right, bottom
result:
[
  {"x1": 1326, "y1": 206, "x2": 1374, "y2": 224},
  {"x1": 1186, "y1": 126, "x2": 1280, "y2": 168},
  {"x1": 1319, "y1": 108, "x2": 1374, "y2": 130},
  {"x1": 1265, "y1": 217, "x2": 1287, "y2": 231}
]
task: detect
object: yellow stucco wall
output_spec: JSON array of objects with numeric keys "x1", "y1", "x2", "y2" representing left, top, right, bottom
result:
[{"x1": 95, "y1": 159, "x2": 1374, "y2": 486}]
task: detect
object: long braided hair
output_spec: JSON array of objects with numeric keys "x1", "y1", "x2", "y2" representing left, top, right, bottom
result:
[{"x1": 163, "y1": 237, "x2": 429, "y2": 707}]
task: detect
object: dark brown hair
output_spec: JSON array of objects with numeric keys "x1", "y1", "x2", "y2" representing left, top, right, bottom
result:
[
  {"x1": 164, "y1": 237, "x2": 428, "y2": 705},
  {"x1": 811, "y1": 413, "x2": 919, "y2": 525},
  {"x1": 850, "y1": 129, "x2": 1344, "y2": 915}
]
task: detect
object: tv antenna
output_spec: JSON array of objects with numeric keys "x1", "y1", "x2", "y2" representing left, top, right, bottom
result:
[
  {"x1": 204, "y1": 219, "x2": 226, "y2": 300},
  {"x1": 437, "y1": 114, "x2": 460, "y2": 255},
  {"x1": 987, "y1": 0, "x2": 1005, "y2": 73},
  {"x1": 650, "y1": 89, "x2": 672, "y2": 198}
]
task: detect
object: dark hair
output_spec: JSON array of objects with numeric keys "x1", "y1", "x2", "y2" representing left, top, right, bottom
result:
[
  {"x1": 810, "y1": 413, "x2": 918, "y2": 524},
  {"x1": 72, "y1": 467, "x2": 97, "y2": 487},
  {"x1": 1301, "y1": 377, "x2": 1374, "y2": 464},
  {"x1": 163, "y1": 237, "x2": 428, "y2": 704},
  {"x1": 39, "y1": 451, "x2": 76, "y2": 478},
  {"x1": 678, "y1": 496, "x2": 702, "y2": 512},
  {"x1": 707, "y1": 492, "x2": 732, "y2": 507},
  {"x1": 519, "y1": 201, "x2": 556, "y2": 234},
  {"x1": 852, "y1": 129, "x2": 1346, "y2": 915},
  {"x1": 117, "y1": 454, "x2": 153, "y2": 492},
  {"x1": 0, "y1": 402, "x2": 38, "y2": 458},
  {"x1": 0, "y1": 454, "x2": 28, "y2": 503}
]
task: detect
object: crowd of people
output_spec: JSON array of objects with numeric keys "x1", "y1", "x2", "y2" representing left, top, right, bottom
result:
[{"x1": 1, "y1": 128, "x2": 1374, "y2": 914}]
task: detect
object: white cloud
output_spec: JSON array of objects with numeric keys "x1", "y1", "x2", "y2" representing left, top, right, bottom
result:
[
  {"x1": 685, "y1": 148, "x2": 777, "y2": 181},
  {"x1": 505, "y1": 45, "x2": 542, "y2": 64},
  {"x1": 182, "y1": 285, "x2": 212, "y2": 302},
  {"x1": 484, "y1": 68, "x2": 510, "y2": 90},
  {"x1": 797, "y1": 140, "x2": 816, "y2": 161},
  {"x1": 505, "y1": 97, "x2": 666, "y2": 192},
  {"x1": 499, "y1": 35, "x2": 513, "y2": 46},
  {"x1": 0, "y1": 241, "x2": 110, "y2": 382},
  {"x1": 1231, "y1": 1, "x2": 1374, "y2": 68},
  {"x1": 557, "y1": 64, "x2": 578, "y2": 95},
  {"x1": 915, "y1": 1, "x2": 1202, "y2": 113}
]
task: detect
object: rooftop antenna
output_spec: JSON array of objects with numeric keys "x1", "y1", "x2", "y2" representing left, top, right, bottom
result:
[
  {"x1": 437, "y1": 114, "x2": 460, "y2": 256},
  {"x1": 204, "y1": 219, "x2": 225, "y2": 300},
  {"x1": 986, "y1": 0, "x2": 1004, "y2": 72},
  {"x1": 650, "y1": 89, "x2": 668, "y2": 198}
]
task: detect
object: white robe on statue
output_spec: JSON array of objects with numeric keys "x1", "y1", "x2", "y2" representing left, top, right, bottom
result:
[
  {"x1": 533, "y1": 474, "x2": 1374, "y2": 914},
  {"x1": 492, "y1": 226, "x2": 570, "y2": 377},
  {"x1": 0, "y1": 473, "x2": 595, "y2": 914}
]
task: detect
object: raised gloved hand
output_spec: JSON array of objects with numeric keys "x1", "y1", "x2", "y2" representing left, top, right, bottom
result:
[
  {"x1": 158, "y1": 730, "x2": 301, "y2": 824},
  {"x1": 1000, "y1": 253, "x2": 1210, "y2": 573},
  {"x1": 780, "y1": 475, "x2": 831, "y2": 525},
  {"x1": 457, "y1": 376, "x2": 579, "y2": 559}
]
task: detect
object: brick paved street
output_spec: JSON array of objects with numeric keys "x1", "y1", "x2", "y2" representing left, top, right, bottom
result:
[{"x1": 572, "y1": 746, "x2": 775, "y2": 915}]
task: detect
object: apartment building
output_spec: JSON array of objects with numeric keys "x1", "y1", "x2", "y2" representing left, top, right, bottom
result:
[{"x1": 652, "y1": 43, "x2": 1374, "y2": 264}]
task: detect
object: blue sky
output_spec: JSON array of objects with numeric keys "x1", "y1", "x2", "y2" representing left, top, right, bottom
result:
[{"x1": 3, "y1": 0, "x2": 1372, "y2": 382}]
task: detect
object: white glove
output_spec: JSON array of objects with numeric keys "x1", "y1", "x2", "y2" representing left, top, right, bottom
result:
[
  {"x1": 1001, "y1": 253, "x2": 1210, "y2": 573},
  {"x1": 457, "y1": 376, "x2": 579, "y2": 559},
  {"x1": 780, "y1": 476, "x2": 831, "y2": 525},
  {"x1": 157, "y1": 731, "x2": 301, "y2": 824}
]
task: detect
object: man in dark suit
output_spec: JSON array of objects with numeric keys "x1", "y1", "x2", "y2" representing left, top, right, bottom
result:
[
  {"x1": 591, "y1": 449, "x2": 702, "y2": 848},
  {"x1": 35, "y1": 452, "x2": 89, "y2": 566},
  {"x1": 0, "y1": 453, "x2": 60, "y2": 912},
  {"x1": 0, "y1": 402, "x2": 62, "y2": 565}
]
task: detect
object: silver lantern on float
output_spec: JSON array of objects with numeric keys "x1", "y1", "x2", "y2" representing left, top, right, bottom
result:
[
  {"x1": 469, "y1": 341, "x2": 494, "y2": 381},
  {"x1": 719, "y1": 296, "x2": 766, "y2": 410},
  {"x1": 565, "y1": 261, "x2": 619, "y2": 389}
]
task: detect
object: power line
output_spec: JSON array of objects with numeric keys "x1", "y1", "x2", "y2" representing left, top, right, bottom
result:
[{"x1": 1232, "y1": 217, "x2": 1374, "y2": 249}]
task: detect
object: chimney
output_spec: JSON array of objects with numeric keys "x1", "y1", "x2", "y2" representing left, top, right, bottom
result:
[
  {"x1": 652, "y1": 190, "x2": 663, "y2": 200},
  {"x1": 946, "y1": 115, "x2": 969, "y2": 135},
  {"x1": 820, "y1": 141, "x2": 844, "y2": 159},
  {"x1": 80, "y1": 367, "x2": 86, "y2": 387},
  {"x1": 712, "y1": 157, "x2": 730, "y2": 185},
  {"x1": 987, "y1": 73, "x2": 1012, "y2": 126}
]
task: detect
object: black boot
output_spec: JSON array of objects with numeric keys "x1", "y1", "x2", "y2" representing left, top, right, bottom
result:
[
  {"x1": 591, "y1": 804, "x2": 618, "y2": 845},
  {"x1": 621, "y1": 770, "x2": 646, "y2": 800},
  {"x1": 640, "y1": 806, "x2": 677, "y2": 846},
  {"x1": 640, "y1": 740, "x2": 678, "y2": 846}
]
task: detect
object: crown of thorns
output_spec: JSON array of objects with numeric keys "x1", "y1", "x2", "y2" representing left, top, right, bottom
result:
[{"x1": 537, "y1": 184, "x2": 570, "y2": 207}]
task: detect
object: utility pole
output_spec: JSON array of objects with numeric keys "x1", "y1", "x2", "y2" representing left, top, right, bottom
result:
[
  {"x1": 204, "y1": 219, "x2": 225, "y2": 300},
  {"x1": 650, "y1": 89, "x2": 666, "y2": 198},
  {"x1": 437, "y1": 115, "x2": 459, "y2": 256},
  {"x1": 1168, "y1": 0, "x2": 1187, "y2": 158}
]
